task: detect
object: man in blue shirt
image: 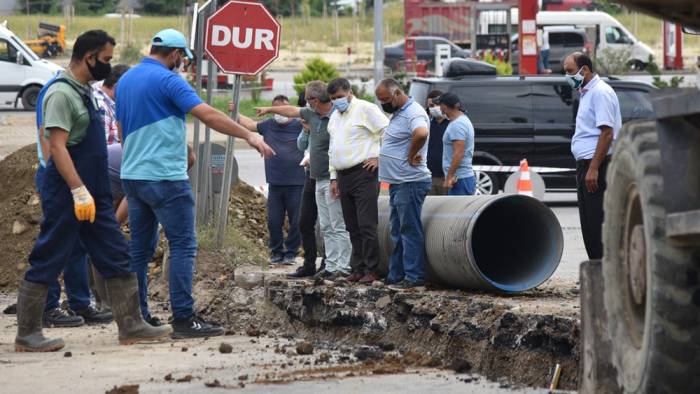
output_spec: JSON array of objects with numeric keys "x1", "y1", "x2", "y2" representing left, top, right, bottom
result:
[
  {"x1": 435, "y1": 92, "x2": 476, "y2": 195},
  {"x1": 116, "y1": 29, "x2": 274, "y2": 339},
  {"x1": 237, "y1": 95, "x2": 305, "y2": 265},
  {"x1": 375, "y1": 78, "x2": 431, "y2": 289},
  {"x1": 564, "y1": 52, "x2": 621, "y2": 259}
]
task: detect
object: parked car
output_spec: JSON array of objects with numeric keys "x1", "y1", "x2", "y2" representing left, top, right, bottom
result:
[
  {"x1": 409, "y1": 74, "x2": 655, "y2": 194},
  {"x1": 537, "y1": 11, "x2": 655, "y2": 70},
  {"x1": 384, "y1": 36, "x2": 471, "y2": 71},
  {"x1": 0, "y1": 22, "x2": 62, "y2": 110},
  {"x1": 511, "y1": 25, "x2": 592, "y2": 74}
]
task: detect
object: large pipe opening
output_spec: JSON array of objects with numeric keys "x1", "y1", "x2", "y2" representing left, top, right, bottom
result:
[{"x1": 470, "y1": 196, "x2": 563, "y2": 292}]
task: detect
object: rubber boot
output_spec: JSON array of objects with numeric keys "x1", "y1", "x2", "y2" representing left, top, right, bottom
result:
[
  {"x1": 89, "y1": 264, "x2": 111, "y2": 313},
  {"x1": 15, "y1": 280, "x2": 65, "y2": 352},
  {"x1": 105, "y1": 274, "x2": 172, "y2": 345}
]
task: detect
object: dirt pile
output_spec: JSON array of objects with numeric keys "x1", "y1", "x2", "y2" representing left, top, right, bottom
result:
[{"x1": 0, "y1": 145, "x2": 42, "y2": 290}]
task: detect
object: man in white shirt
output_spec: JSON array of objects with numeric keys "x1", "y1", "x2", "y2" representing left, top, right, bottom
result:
[
  {"x1": 564, "y1": 52, "x2": 622, "y2": 259},
  {"x1": 327, "y1": 78, "x2": 389, "y2": 284}
]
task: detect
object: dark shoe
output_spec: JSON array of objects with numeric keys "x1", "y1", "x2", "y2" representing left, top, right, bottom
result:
[
  {"x1": 391, "y1": 279, "x2": 426, "y2": 289},
  {"x1": 15, "y1": 280, "x2": 65, "y2": 352},
  {"x1": 287, "y1": 265, "x2": 316, "y2": 278},
  {"x1": 313, "y1": 269, "x2": 333, "y2": 279},
  {"x1": 346, "y1": 273, "x2": 364, "y2": 282},
  {"x1": 283, "y1": 255, "x2": 297, "y2": 265},
  {"x1": 318, "y1": 259, "x2": 326, "y2": 273},
  {"x1": 145, "y1": 315, "x2": 163, "y2": 327},
  {"x1": 74, "y1": 305, "x2": 113, "y2": 324},
  {"x1": 3, "y1": 303, "x2": 17, "y2": 315},
  {"x1": 384, "y1": 277, "x2": 402, "y2": 286},
  {"x1": 327, "y1": 271, "x2": 349, "y2": 281},
  {"x1": 270, "y1": 255, "x2": 284, "y2": 265},
  {"x1": 358, "y1": 272, "x2": 381, "y2": 284},
  {"x1": 171, "y1": 315, "x2": 225, "y2": 339},
  {"x1": 43, "y1": 308, "x2": 84, "y2": 328},
  {"x1": 106, "y1": 274, "x2": 172, "y2": 345}
]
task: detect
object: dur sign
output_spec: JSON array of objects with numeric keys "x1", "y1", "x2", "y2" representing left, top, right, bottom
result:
[{"x1": 204, "y1": 1, "x2": 281, "y2": 75}]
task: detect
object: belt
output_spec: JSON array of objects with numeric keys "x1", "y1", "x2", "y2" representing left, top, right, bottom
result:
[
  {"x1": 576, "y1": 155, "x2": 611, "y2": 167},
  {"x1": 337, "y1": 162, "x2": 365, "y2": 176}
]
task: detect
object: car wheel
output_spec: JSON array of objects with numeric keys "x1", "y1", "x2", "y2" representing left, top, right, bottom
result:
[
  {"x1": 474, "y1": 170, "x2": 499, "y2": 195},
  {"x1": 21, "y1": 85, "x2": 41, "y2": 111},
  {"x1": 628, "y1": 60, "x2": 646, "y2": 71},
  {"x1": 602, "y1": 120, "x2": 700, "y2": 393}
]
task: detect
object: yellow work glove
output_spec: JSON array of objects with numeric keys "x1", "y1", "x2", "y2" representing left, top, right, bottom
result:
[{"x1": 71, "y1": 185, "x2": 96, "y2": 223}]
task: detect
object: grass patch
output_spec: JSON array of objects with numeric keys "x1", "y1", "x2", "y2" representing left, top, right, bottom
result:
[{"x1": 197, "y1": 222, "x2": 267, "y2": 268}]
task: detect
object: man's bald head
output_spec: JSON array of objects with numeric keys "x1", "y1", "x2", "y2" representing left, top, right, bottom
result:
[{"x1": 563, "y1": 51, "x2": 594, "y2": 75}]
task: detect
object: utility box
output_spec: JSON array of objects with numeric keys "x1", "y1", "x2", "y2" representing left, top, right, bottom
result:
[{"x1": 434, "y1": 44, "x2": 451, "y2": 76}]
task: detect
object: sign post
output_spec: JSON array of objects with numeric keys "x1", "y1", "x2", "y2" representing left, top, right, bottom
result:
[{"x1": 204, "y1": 0, "x2": 281, "y2": 247}]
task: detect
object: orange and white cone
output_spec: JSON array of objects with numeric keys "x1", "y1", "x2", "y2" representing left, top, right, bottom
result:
[{"x1": 516, "y1": 159, "x2": 534, "y2": 197}]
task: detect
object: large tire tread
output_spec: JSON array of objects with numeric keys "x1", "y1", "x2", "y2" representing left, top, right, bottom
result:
[{"x1": 603, "y1": 120, "x2": 700, "y2": 393}]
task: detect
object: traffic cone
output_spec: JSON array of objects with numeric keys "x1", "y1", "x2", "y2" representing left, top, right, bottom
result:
[{"x1": 516, "y1": 159, "x2": 534, "y2": 197}]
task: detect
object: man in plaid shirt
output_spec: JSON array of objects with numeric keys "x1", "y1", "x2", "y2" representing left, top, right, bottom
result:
[{"x1": 92, "y1": 64, "x2": 130, "y2": 145}]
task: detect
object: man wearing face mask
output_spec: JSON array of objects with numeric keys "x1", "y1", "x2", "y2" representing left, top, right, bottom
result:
[
  {"x1": 326, "y1": 78, "x2": 389, "y2": 284},
  {"x1": 563, "y1": 52, "x2": 621, "y2": 260},
  {"x1": 236, "y1": 95, "x2": 305, "y2": 265},
  {"x1": 375, "y1": 78, "x2": 431, "y2": 289},
  {"x1": 116, "y1": 29, "x2": 275, "y2": 339},
  {"x1": 426, "y1": 90, "x2": 449, "y2": 195},
  {"x1": 15, "y1": 30, "x2": 172, "y2": 352},
  {"x1": 255, "y1": 81, "x2": 347, "y2": 279}
]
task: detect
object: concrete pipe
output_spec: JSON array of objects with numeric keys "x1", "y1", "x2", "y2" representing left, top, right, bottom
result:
[{"x1": 376, "y1": 195, "x2": 563, "y2": 292}]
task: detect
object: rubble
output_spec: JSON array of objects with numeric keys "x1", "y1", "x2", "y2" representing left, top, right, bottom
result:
[
  {"x1": 296, "y1": 341, "x2": 314, "y2": 355},
  {"x1": 218, "y1": 342, "x2": 233, "y2": 354},
  {"x1": 105, "y1": 385, "x2": 139, "y2": 394}
]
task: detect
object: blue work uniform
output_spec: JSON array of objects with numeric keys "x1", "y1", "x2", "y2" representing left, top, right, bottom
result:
[
  {"x1": 34, "y1": 77, "x2": 91, "y2": 312},
  {"x1": 25, "y1": 78, "x2": 132, "y2": 287}
]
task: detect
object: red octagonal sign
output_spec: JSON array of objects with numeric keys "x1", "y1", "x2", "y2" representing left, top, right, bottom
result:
[{"x1": 205, "y1": 1, "x2": 281, "y2": 75}]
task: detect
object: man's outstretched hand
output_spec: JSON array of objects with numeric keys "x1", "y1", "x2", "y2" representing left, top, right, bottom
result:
[{"x1": 246, "y1": 133, "x2": 276, "y2": 157}]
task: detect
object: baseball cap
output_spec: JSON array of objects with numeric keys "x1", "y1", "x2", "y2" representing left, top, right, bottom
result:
[
  {"x1": 151, "y1": 29, "x2": 193, "y2": 59},
  {"x1": 433, "y1": 92, "x2": 461, "y2": 108}
]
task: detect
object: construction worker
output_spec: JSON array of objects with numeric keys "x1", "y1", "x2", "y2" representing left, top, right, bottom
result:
[
  {"x1": 375, "y1": 78, "x2": 431, "y2": 289},
  {"x1": 564, "y1": 52, "x2": 621, "y2": 260},
  {"x1": 16, "y1": 30, "x2": 171, "y2": 353},
  {"x1": 116, "y1": 29, "x2": 274, "y2": 339}
]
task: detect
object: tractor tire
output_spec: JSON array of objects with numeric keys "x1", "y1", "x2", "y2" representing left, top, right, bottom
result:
[
  {"x1": 602, "y1": 120, "x2": 700, "y2": 393},
  {"x1": 21, "y1": 85, "x2": 41, "y2": 111}
]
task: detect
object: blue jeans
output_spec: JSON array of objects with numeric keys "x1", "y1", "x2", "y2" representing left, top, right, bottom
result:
[
  {"x1": 448, "y1": 176, "x2": 476, "y2": 196},
  {"x1": 267, "y1": 184, "x2": 303, "y2": 258},
  {"x1": 387, "y1": 181, "x2": 431, "y2": 283},
  {"x1": 35, "y1": 166, "x2": 91, "y2": 312},
  {"x1": 123, "y1": 180, "x2": 196, "y2": 322}
]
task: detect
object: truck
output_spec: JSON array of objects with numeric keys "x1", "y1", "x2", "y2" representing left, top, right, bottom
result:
[{"x1": 580, "y1": 1, "x2": 700, "y2": 393}]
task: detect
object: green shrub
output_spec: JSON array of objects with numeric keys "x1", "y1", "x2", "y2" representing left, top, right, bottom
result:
[
  {"x1": 119, "y1": 43, "x2": 144, "y2": 65},
  {"x1": 292, "y1": 57, "x2": 340, "y2": 94}
]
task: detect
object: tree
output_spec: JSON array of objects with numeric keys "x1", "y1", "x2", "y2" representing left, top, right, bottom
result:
[
  {"x1": 139, "y1": 0, "x2": 187, "y2": 15},
  {"x1": 73, "y1": 0, "x2": 115, "y2": 14},
  {"x1": 292, "y1": 57, "x2": 339, "y2": 94},
  {"x1": 18, "y1": 0, "x2": 60, "y2": 14}
]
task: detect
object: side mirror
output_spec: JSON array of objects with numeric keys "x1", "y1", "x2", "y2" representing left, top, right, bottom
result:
[
  {"x1": 682, "y1": 26, "x2": 700, "y2": 35},
  {"x1": 15, "y1": 51, "x2": 23, "y2": 65}
]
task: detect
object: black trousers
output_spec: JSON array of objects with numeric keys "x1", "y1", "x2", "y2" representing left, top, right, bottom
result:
[
  {"x1": 299, "y1": 173, "x2": 319, "y2": 268},
  {"x1": 576, "y1": 159, "x2": 609, "y2": 260},
  {"x1": 337, "y1": 164, "x2": 380, "y2": 275}
]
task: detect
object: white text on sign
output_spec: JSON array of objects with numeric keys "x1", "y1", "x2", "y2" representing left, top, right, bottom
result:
[{"x1": 211, "y1": 25, "x2": 274, "y2": 50}]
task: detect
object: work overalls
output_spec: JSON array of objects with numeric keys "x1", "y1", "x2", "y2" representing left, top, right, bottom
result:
[{"x1": 25, "y1": 78, "x2": 131, "y2": 286}]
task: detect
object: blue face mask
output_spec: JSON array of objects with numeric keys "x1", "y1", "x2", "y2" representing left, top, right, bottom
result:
[
  {"x1": 332, "y1": 96, "x2": 349, "y2": 112},
  {"x1": 566, "y1": 67, "x2": 585, "y2": 90}
]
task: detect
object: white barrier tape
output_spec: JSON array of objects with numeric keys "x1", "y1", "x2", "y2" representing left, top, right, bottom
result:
[{"x1": 473, "y1": 165, "x2": 572, "y2": 174}]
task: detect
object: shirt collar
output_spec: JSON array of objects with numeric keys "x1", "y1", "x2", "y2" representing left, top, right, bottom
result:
[
  {"x1": 394, "y1": 97, "x2": 414, "y2": 115},
  {"x1": 141, "y1": 57, "x2": 167, "y2": 69},
  {"x1": 580, "y1": 74, "x2": 600, "y2": 96}
]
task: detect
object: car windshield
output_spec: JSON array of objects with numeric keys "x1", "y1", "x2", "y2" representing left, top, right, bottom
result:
[
  {"x1": 409, "y1": 82, "x2": 430, "y2": 108},
  {"x1": 10, "y1": 35, "x2": 39, "y2": 61}
]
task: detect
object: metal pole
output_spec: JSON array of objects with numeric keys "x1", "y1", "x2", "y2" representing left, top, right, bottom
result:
[
  {"x1": 216, "y1": 75, "x2": 242, "y2": 247},
  {"x1": 200, "y1": 0, "x2": 218, "y2": 225},
  {"x1": 373, "y1": 0, "x2": 384, "y2": 86},
  {"x1": 192, "y1": 2, "x2": 204, "y2": 226}
]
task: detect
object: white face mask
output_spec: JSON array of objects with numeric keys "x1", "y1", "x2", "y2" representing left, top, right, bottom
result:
[
  {"x1": 273, "y1": 114, "x2": 289, "y2": 124},
  {"x1": 566, "y1": 67, "x2": 585, "y2": 90},
  {"x1": 429, "y1": 106, "x2": 444, "y2": 119}
]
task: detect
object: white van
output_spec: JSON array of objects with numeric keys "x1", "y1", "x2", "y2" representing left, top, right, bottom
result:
[
  {"x1": 537, "y1": 11, "x2": 655, "y2": 69},
  {"x1": 0, "y1": 22, "x2": 63, "y2": 110}
]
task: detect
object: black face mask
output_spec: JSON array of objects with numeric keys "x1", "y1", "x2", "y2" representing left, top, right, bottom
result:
[
  {"x1": 87, "y1": 57, "x2": 111, "y2": 81},
  {"x1": 169, "y1": 56, "x2": 182, "y2": 71},
  {"x1": 382, "y1": 102, "x2": 397, "y2": 114}
]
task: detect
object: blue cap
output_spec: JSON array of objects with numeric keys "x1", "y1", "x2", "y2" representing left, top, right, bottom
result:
[{"x1": 151, "y1": 29, "x2": 193, "y2": 59}]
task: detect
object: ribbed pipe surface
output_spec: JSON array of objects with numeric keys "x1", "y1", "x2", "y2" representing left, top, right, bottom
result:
[{"x1": 376, "y1": 195, "x2": 564, "y2": 292}]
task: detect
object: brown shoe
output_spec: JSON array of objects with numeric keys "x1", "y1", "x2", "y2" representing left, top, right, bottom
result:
[
  {"x1": 346, "y1": 273, "x2": 364, "y2": 283},
  {"x1": 358, "y1": 272, "x2": 380, "y2": 284}
]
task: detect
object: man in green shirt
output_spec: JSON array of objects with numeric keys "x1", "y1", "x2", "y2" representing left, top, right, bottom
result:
[{"x1": 16, "y1": 30, "x2": 170, "y2": 352}]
